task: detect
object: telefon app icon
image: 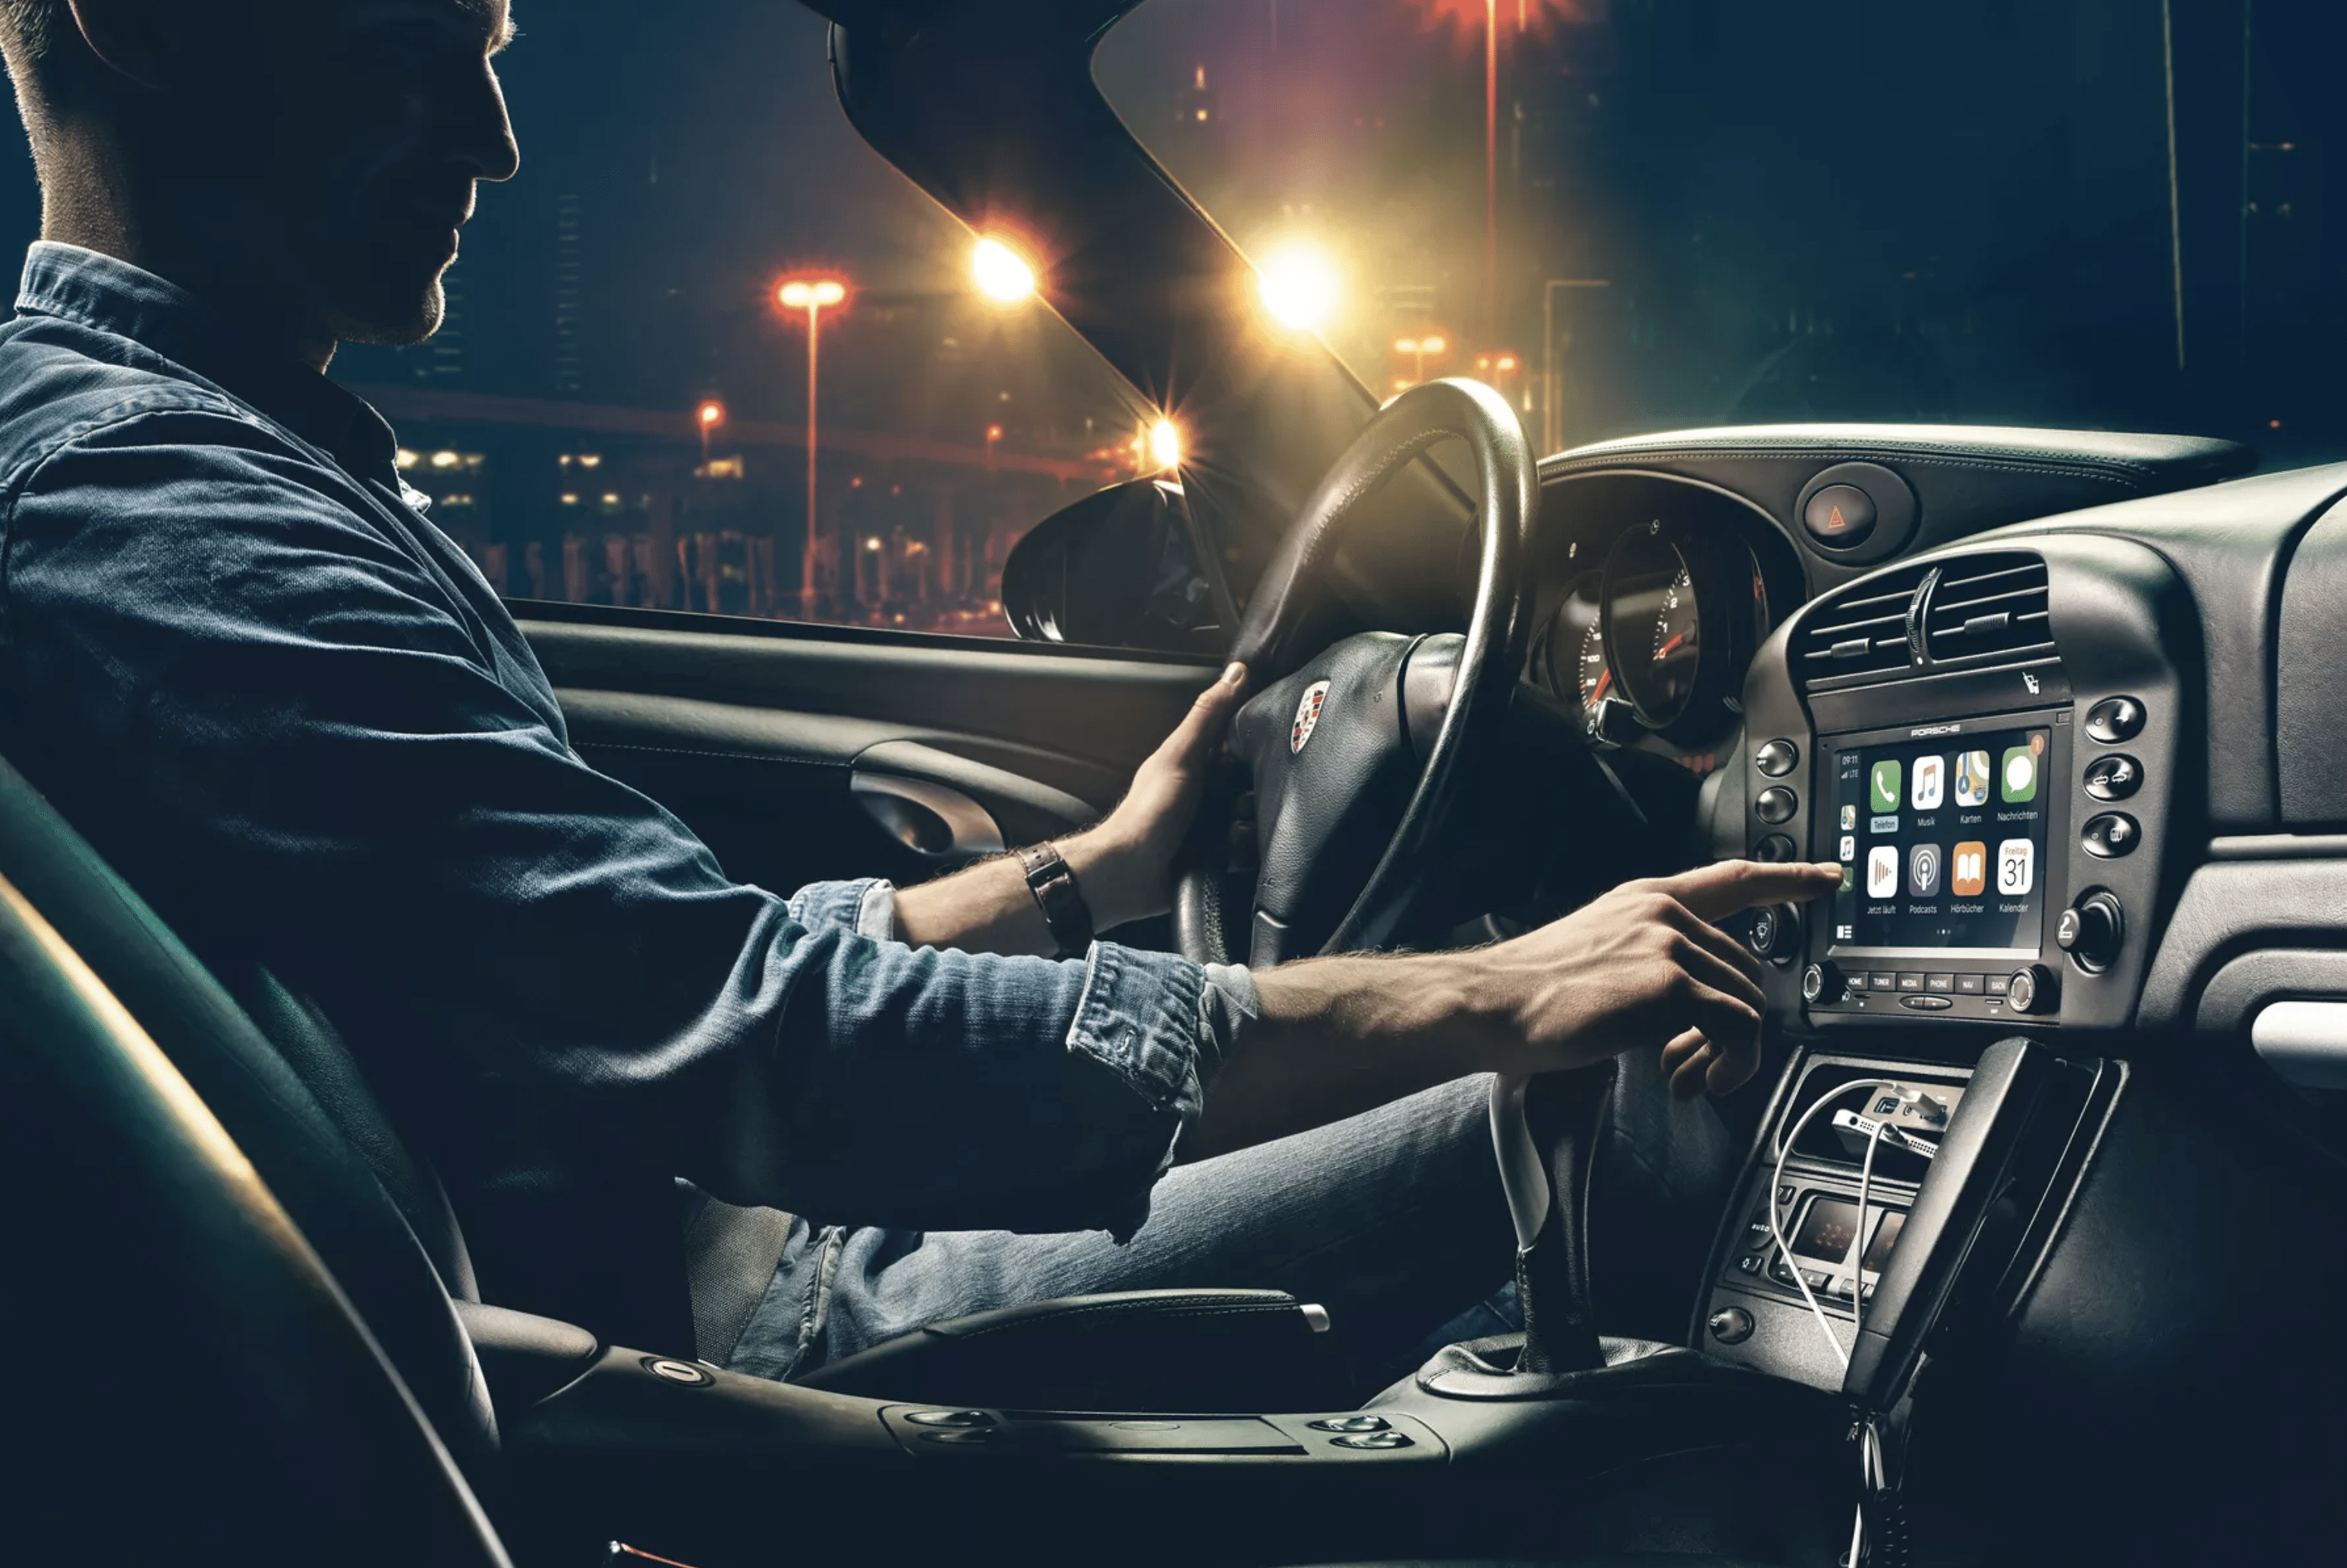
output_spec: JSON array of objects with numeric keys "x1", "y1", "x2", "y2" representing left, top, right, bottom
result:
[
  {"x1": 1955, "y1": 750, "x2": 1992, "y2": 807},
  {"x1": 1911, "y1": 754, "x2": 1945, "y2": 810},
  {"x1": 1866, "y1": 845, "x2": 1898, "y2": 899},
  {"x1": 1870, "y1": 760, "x2": 1901, "y2": 814}
]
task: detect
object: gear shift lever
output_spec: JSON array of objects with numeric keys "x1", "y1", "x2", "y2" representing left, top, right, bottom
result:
[{"x1": 1490, "y1": 1067, "x2": 1611, "y2": 1374}]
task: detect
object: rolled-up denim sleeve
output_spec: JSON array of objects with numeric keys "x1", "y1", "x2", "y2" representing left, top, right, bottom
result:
[{"x1": 0, "y1": 409, "x2": 1226, "y2": 1239}]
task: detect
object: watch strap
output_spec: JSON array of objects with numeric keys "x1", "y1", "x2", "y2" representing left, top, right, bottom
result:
[{"x1": 1016, "y1": 842, "x2": 1095, "y2": 959}]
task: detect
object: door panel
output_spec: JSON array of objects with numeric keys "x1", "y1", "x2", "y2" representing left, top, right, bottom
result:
[{"x1": 520, "y1": 612, "x2": 1219, "y2": 912}]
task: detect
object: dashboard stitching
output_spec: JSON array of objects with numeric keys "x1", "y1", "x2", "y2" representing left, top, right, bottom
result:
[{"x1": 1542, "y1": 452, "x2": 2151, "y2": 486}]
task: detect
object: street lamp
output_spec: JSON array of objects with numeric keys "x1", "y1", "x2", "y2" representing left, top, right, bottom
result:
[
  {"x1": 777, "y1": 275, "x2": 849, "y2": 615},
  {"x1": 1394, "y1": 334, "x2": 1449, "y2": 384},
  {"x1": 696, "y1": 398, "x2": 725, "y2": 463},
  {"x1": 972, "y1": 237, "x2": 1038, "y2": 304}
]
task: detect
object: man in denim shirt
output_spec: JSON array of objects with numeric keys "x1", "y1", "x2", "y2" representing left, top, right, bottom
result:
[{"x1": 0, "y1": 0, "x2": 1833, "y2": 1381}]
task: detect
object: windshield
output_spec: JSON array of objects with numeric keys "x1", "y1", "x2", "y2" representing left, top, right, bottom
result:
[{"x1": 1098, "y1": 1, "x2": 2344, "y2": 466}]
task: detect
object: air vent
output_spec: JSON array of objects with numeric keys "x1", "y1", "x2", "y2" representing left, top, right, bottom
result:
[
  {"x1": 1923, "y1": 554, "x2": 2052, "y2": 669},
  {"x1": 1794, "y1": 563, "x2": 1931, "y2": 691}
]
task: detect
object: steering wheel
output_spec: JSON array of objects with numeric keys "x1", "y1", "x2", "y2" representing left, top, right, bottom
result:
[{"x1": 1176, "y1": 378, "x2": 1537, "y2": 968}]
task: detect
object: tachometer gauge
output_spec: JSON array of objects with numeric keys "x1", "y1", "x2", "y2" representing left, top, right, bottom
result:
[
  {"x1": 1544, "y1": 572, "x2": 1611, "y2": 713},
  {"x1": 1599, "y1": 517, "x2": 1754, "y2": 745},
  {"x1": 1645, "y1": 562, "x2": 1701, "y2": 715}
]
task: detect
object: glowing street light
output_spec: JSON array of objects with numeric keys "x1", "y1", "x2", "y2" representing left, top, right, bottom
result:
[
  {"x1": 777, "y1": 275, "x2": 849, "y2": 613},
  {"x1": 696, "y1": 398, "x2": 725, "y2": 461},
  {"x1": 1394, "y1": 335, "x2": 1449, "y2": 383},
  {"x1": 1149, "y1": 417, "x2": 1183, "y2": 473},
  {"x1": 1257, "y1": 241, "x2": 1340, "y2": 333},
  {"x1": 972, "y1": 236, "x2": 1038, "y2": 304}
]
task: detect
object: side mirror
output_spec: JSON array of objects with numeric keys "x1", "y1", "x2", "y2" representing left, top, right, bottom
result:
[{"x1": 1000, "y1": 480, "x2": 1230, "y2": 654}]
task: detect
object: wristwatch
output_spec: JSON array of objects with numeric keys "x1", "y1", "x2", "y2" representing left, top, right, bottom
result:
[{"x1": 1016, "y1": 842, "x2": 1095, "y2": 959}]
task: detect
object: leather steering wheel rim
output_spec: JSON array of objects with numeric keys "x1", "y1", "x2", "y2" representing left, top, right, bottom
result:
[{"x1": 1177, "y1": 378, "x2": 1538, "y2": 965}]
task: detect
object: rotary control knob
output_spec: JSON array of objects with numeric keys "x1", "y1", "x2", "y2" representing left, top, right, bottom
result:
[
  {"x1": 2056, "y1": 891, "x2": 2125, "y2": 972},
  {"x1": 1802, "y1": 961, "x2": 1848, "y2": 1004},
  {"x1": 2006, "y1": 964, "x2": 2055, "y2": 1015}
]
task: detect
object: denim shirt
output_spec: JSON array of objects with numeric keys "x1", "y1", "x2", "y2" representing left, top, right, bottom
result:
[{"x1": 0, "y1": 244, "x2": 1240, "y2": 1349}]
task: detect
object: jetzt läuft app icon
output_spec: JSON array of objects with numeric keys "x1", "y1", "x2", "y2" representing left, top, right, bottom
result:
[
  {"x1": 1955, "y1": 750, "x2": 1992, "y2": 807},
  {"x1": 1866, "y1": 845, "x2": 1898, "y2": 899}
]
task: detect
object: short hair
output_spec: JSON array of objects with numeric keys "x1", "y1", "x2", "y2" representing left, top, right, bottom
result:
[{"x1": 0, "y1": 0, "x2": 65, "y2": 63}]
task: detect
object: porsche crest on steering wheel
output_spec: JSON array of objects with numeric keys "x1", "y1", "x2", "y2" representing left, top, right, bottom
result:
[{"x1": 1290, "y1": 680, "x2": 1331, "y2": 754}]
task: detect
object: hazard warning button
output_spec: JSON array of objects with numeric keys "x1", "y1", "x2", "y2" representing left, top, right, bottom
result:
[{"x1": 1802, "y1": 483, "x2": 1877, "y2": 546}]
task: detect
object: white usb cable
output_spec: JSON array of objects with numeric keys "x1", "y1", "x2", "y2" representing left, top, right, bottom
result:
[{"x1": 1768, "y1": 1078, "x2": 1901, "y2": 1371}]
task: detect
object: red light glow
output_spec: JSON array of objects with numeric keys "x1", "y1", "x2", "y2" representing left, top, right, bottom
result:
[{"x1": 1405, "y1": 0, "x2": 1599, "y2": 32}]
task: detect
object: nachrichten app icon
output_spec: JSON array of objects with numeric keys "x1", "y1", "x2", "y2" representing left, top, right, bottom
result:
[{"x1": 2000, "y1": 745, "x2": 2039, "y2": 803}]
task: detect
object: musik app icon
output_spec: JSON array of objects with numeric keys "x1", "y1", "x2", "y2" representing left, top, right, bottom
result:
[{"x1": 1911, "y1": 754, "x2": 1945, "y2": 811}]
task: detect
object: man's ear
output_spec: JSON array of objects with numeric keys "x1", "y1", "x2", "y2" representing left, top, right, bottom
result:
[{"x1": 65, "y1": 0, "x2": 173, "y2": 91}]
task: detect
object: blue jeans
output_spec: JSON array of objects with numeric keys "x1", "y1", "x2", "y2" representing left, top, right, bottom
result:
[{"x1": 730, "y1": 1074, "x2": 1524, "y2": 1393}]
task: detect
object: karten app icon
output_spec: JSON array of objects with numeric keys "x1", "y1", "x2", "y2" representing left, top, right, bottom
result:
[
  {"x1": 1866, "y1": 845, "x2": 1898, "y2": 899},
  {"x1": 1841, "y1": 804, "x2": 1857, "y2": 831},
  {"x1": 2001, "y1": 744, "x2": 2040, "y2": 803},
  {"x1": 1908, "y1": 842, "x2": 1942, "y2": 897},
  {"x1": 1870, "y1": 760, "x2": 1902, "y2": 814},
  {"x1": 1952, "y1": 840, "x2": 1987, "y2": 896},
  {"x1": 1997, "y1": 839, "x2": 2035, "y2": 896},
  {"x1": 1955, "y1": 751, "x2": 1992, "y2": 807},
  {"x1": 1911, "y1": 754, "x2": 1945, "y2": 810}
]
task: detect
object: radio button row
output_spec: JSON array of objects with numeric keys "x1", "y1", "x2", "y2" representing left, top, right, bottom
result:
[{"x1": 1901, "y1": 994, "x2": 1954, "y2": 1012}]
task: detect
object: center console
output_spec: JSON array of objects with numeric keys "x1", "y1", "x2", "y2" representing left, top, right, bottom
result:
[{"x1": 1697, "y1": 538, "x2": 2195, "y2": 1393}]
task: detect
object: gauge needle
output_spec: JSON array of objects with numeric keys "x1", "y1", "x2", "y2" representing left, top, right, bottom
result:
[
  {"x1": 1653, "y1": 633, "x2": 1686, "y2": 661},
  {"x1": 1588, "y1": 669, "x2": 1611, "y2": 704}
]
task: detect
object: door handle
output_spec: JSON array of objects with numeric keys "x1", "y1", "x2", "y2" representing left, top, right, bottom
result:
[{"x1": 849, "y1": 771, "x2": 1006, "y2": 864}]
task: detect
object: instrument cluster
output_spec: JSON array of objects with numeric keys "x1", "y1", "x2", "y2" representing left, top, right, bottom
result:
[{"x1": 1533, "y1": 483, "x2": 1797, "y2": 770}]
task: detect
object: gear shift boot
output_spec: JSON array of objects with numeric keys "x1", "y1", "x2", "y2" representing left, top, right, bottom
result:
[{"x1": 1491, "y1": 1066, "x2": 1613, "y2": 1374}]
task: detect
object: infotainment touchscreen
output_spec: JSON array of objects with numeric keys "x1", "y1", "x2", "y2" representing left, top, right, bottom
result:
[{"x1": 1826, "y1": 723, "x2": 2052, "y2": 954}]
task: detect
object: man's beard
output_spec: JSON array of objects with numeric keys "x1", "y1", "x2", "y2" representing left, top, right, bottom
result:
[{"x1": 327, "y1": 271, "x2": 448, "y2": 350}]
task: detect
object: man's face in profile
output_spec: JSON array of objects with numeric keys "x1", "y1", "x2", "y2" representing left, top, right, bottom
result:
[{"x1": 209, "y1": 0, "x2": 521, "y2": 348}]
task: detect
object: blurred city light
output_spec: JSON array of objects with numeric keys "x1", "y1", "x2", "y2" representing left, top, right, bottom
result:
[
  {"x1": 779, "y1": 277, "x2": 849, "y2": 310},
  {"x1": 1149, "y1": 417, "x2": 1183, "y2": 471},
  {"x1": 1257, "y1": 242, "x2": 1340, "y2": 332},
  {"x1": 430, "y1": 450, "x2": 461, "y2": 469},
  {"x1": 972, "y1": 237, "x2": 1038, "y2": 304},
  {"x1": 698, "y1": 400, "x2": 726, "y2": 428}
]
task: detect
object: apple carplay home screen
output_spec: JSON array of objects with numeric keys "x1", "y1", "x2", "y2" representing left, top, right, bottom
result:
[{"x1": 1828, "y1": 725, "x2": 2052, "y2": 954}]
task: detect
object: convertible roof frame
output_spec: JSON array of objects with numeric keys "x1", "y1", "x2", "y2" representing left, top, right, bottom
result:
[{"x1": 808, "y1": 0, "x2": 1479, "y2": 635}]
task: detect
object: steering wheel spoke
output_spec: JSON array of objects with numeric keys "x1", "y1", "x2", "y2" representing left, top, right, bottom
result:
[{"x1": 1177, "y1": 380, "x2": 1538, "y2": 966}]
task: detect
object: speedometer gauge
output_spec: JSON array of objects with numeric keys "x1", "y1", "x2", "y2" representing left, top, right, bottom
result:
[{"x1": 1578, "y1": 620, "x2": 1613, "y2": 711}]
